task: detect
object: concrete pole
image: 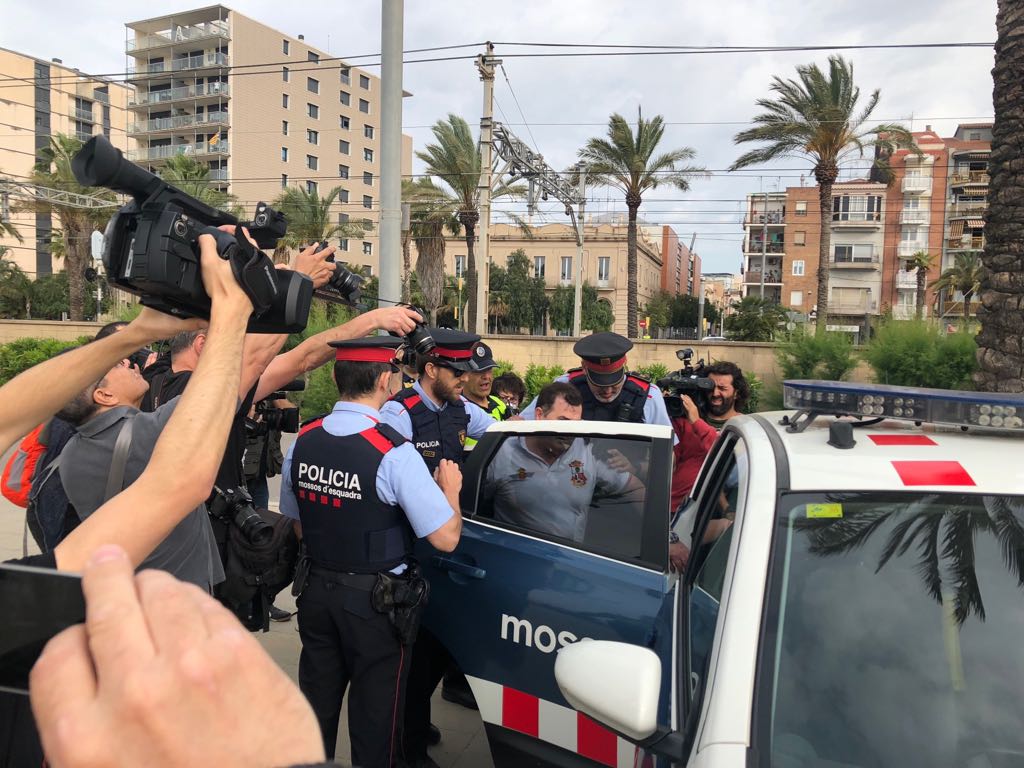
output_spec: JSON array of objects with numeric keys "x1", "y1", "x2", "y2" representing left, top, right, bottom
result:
[
  {"x1": 378, "y1": 0, "x2": 403, "y2": 313},
  {"x1": 475, "y1": 44, "x2": 498, "y2": 336},
  {"x1": 572, "y1": 165, "x2": 587, "y2": 337}
]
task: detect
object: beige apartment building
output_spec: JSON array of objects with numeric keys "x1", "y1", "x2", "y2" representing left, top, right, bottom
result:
[
  {"x1": 124, "y1": 5, "x2": 412, "y2": 273},
  {"x1": 0, "y1": 48, "x2": 132, "y2": 277},
  {"x1": 443, "y1": 221, "x2": 664, "y2": 337}
]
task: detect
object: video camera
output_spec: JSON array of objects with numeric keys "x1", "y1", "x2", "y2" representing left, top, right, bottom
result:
[
  {"x1": 71, "y1": 135, "x2": 313, "y2": 334},
  {"x1": 657, "y1": 348, "x2": 714, "y2": 419},
  {"x1": 246, "y1": 379, "x2": 304, "y2": 437}
]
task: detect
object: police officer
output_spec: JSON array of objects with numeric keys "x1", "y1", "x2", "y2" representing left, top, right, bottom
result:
[
  {"x1": 279, "y1": 337, "x2": 463, "y2": 768},
  {"x1": 521, "y1": 331, "x2": 675, "y2": 430},
  {"x1": 463, "y1": 342, "x2": 510, "y2": 452},
  {"x1": 379, "y1": 328, "x2": 495, "y2": 470}
]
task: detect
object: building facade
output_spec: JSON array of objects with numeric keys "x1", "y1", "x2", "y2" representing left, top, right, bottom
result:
[
  {"x1": 642, "y1": 224, "x2": 701, "y2": 296},
  {"x1": 702, "y1": 272, "x2": 742, "y2": 334},
  {"x1": 124, "y1": 5, "x2": 412, "y2": 274},
  {"x1": 0, "y1": 47, "x2": 132, "y2": 277},
  {"x1": 740, "y1": 191, "x2": 787, "y2": 304}
]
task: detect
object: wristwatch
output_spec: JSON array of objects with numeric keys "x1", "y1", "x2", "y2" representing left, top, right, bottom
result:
[{"x1": 669, "y1": 532, "x2": 680, "y2": 544}]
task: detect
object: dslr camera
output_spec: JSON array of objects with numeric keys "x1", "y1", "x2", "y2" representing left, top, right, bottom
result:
[
  {"x1": 209, "y1": 485, "x2": 272, "y2": 546},
  {"x1": 658, "y1": 348, "x2": 714, "y2": 419},
  {"x1": 71, "y1": 136, "x2": 313, "y2": 334},
  {"x1": 246, "y1": 379, "x2": 304, "y2": 438}
]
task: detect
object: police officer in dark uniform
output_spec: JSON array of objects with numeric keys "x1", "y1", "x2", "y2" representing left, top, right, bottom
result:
[{"x1": 279, "y1": 337, "x2": 463, "y2": 768}]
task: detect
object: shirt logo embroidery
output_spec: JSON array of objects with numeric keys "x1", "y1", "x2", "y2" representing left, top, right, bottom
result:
[
  {"x1": 515, "y1": 467, "x2": 531, "y2": 481},
  {"x1": 458, "y1": 430, "x2": 466, "y2": 446},
  {"x1": 568, "y1": 460, "x2": 587, "y2": 487}
]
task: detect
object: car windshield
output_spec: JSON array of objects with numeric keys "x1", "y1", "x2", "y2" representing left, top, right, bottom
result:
[{"x1": 764, "y1": 492, "x2": 1024, "y2": 768}]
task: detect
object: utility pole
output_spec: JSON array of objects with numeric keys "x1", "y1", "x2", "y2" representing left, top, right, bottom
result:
[
  {"x1": 378, "y1": 0, "x2": 403, "y2": 317},
  {"x1": 475, "y1": 43, "x2": 500, "y2": 336},
  {"x1": 572, "y1": 164, "x2": 587, "y2": 337}
]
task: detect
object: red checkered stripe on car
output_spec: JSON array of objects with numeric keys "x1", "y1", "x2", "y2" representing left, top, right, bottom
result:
[
  {"x1": 867, "y1": 434, "x2": 977, "y2": 487},
  {"x1": 466, "y1": 675, "x2": 652, "y2": 768}
]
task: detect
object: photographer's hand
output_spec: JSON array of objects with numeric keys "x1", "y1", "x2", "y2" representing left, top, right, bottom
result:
[
  {"x1": 367, "y1": 306, "x2": 423, "y2": 336},
  {"x1": 291, "y1": 241, "x2": 337, "y2": 289},
  {"x1": 31, "y1": 546, "x2": 326, "y2": 768},
  {"x1": 680, "y1": 394, "x2": 701, "y2": 424}
]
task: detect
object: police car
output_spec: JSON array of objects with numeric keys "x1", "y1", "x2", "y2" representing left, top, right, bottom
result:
[{"x1": 419, "y1": 381, "x2": 1024, "y2": 768}]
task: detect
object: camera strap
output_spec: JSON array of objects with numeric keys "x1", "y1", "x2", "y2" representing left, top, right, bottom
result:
[
  {"x1": 227, "y1": 235, "x2": 278, "y2": 316},
  {"x1": 103, "y1": 417, "x2": 135, "y2": 503}
]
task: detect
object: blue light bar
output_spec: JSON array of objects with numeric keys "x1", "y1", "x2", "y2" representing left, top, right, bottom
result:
[{"x1": 783, "y1": 380, "x2": 1024, "y2": 431}]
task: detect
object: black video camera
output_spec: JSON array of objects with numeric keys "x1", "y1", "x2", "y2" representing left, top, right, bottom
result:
[
  {"x1": 658, "y1": 348, "x2": 714, "y2": 420},
  {"x1": 246, "y1": 378, "x2": 305, "y2": 437},
  {"x1": 210, "y1": 485, "x2": 273, "y2": 546},
  {"x1": 71, "y1": 136, "x2": 313, "y2": 334}
]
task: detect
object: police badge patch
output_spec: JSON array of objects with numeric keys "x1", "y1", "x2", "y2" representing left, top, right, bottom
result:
[
  {"x1": 458, "y1": 430, "x2": 466, "y2": 446},
  {"x1": 568, "y1": 460, "x2": 587, "y2": 487}
]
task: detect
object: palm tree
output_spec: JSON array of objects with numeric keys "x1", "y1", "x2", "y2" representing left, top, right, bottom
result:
[
  {"x1": 931, "y1": 251, "x2": 984, "y2": 323},
  {"x1": 402, "y1": 177, "x2": 460, "y2": 324},
  {"x1": 904, "y1": 251, "x2": 933, "y2": 320},
  {"x1": 579, "y1": 110, "x2": 704, "y2": 338},
  {"x1": 730, "y1": 56, "x2": 917, "y2": 334},
  {"x1": 159, "y1": 154, "x2": 239, "y2": 215},
  {"x1": 26, "y1": 134, "x2": 114, "y2": 320},
  {"x1": 273, "y1": 185, "x2": 367, "y2": 257},
  {"x1": 415, "y1": 115, "x2": 523, "y2": 332},
  {"x1": 977, "y1": 0, "x2": 1024, "y2": 393},
  {"x1": 0, "y1": 257, "x2": 33, "y2": 318}
]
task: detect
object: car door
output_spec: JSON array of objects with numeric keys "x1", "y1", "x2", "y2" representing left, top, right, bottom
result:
[{"x1": 419, "y1": 421, "x2": 676, "y2": 768}]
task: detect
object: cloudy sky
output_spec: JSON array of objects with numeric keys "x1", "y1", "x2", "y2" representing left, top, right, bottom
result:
[{"x1": 0, "y1": 0, "x2": 998, "y2": 273}]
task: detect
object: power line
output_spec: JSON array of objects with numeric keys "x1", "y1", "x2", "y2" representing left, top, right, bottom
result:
[{"x1": 498, "y1": 64, "x2": 540, "y2": 155}]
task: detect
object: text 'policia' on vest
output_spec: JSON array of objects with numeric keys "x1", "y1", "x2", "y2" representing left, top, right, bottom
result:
[{"x1": 567, "y1": 332, "x2": 651, "y2": 423}]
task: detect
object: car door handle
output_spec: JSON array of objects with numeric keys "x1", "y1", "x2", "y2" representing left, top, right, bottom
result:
[{"x1": 431, "y1": 556, "x2": 486, "y2": 580}]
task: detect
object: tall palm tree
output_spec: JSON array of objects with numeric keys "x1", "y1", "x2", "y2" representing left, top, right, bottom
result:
[
  {"x1": 931, "y1": 251, "x2": 984, "y2": 323},
  {"x1": 905, "y1": 251, "x2": 933, "y2": 320},
  {"x1": 159, "y1": 154, "x2": 239, "y2": 215},
  {"x1": 730, "y1": 56, "x2": 917, "y2": 334},
  {"x1": 273, "y1": 185, "x2": 367, "y2": 257},
  {"x1": 26, "y1": 134, "x2": 114, "y2": 320},
  {"x1": 402, "y1": 177, "x2": 460, "y2": 324},
  {"x1": 415, "y1": 115, "x2": 523, "y2": 332},
  {"x1": 579, "y1": 110, "x2": 704, "y2": 338},
  {"x1": 0, "y1": 257, "x2": 33, "y2": 318},
  {"x1": 977, "y1": 0, "x2": 1024, "y2": 393}
]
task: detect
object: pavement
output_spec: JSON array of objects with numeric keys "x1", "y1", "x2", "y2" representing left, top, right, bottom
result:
[{"x1": 0, "y1": 441, "x2": 494, "y2": 767}]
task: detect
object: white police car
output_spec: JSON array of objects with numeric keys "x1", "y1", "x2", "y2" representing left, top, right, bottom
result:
[{"x1": 419, "y1": 381, "x2": 1024, "y2": 768}]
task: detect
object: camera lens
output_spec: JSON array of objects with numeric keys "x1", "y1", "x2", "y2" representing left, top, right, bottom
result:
[
  {"x1": 406, "y1": 324, "x2": 435, "y2": 355},
  {"x1": 234, "y1": 506, "x2": 273, "y2": 546},
  {"x1": 326, "y1": 265, "x2": 363, "y2": 304}
]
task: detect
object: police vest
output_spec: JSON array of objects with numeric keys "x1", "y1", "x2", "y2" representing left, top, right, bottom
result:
[
  {"x1": 390, "y1": 387, "x2": 469, "y2": 473},
  {"x1": 290, "y1": 419, "x2": 413, "y2": 574},
  {"x1": 566, "y1": 368, "x2": 651, "y2": 424},
  {"x1": 464, "y1": 395, "x2": 508, "y2": 450}
]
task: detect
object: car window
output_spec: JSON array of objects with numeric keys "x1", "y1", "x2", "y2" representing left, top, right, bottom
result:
[{"x1": 474, "y1": 433, "x2": 654, "y2": 565}]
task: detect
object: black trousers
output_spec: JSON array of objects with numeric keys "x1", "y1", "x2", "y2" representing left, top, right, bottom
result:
[
  {"x1": 402, "y1": 626, "x2": 452, "y2": 761},
  {"x1": 297, "y1": 573, "x2": 408, "y2": 768}
]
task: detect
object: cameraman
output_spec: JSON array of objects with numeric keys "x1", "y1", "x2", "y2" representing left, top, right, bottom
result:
[{"x1": 244, "y1": 396, "x2": 292, "y2": 509}]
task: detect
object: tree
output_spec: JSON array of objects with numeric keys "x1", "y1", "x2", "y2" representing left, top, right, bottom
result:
[
  {"x1": 641, "y1": 291, "x2": 673, "y2": 335},
  {"x1": 402, "y1": 177, "x2": 460, "y2": 325},
  {"x1": 273, "y1": 186, "x2": 366, "y2": 256},
  {"x1": 725, "y1": 296, "x2": 789, "y2": 341},
  {"x1": 931, "y1": 251, "x2": 984, "y2": 323},
  {"x1": 25, "y1": 134, "x2": 115, "y2": 320},
  {"x1": 905, "y1": 251, "x2": 934, "y2": 320},
  {"x1": 976, "y1": 0, "x2": 1024, "y2": 392},
  {"x1": 489, "y1": 249, "x2": 547, "y2": 334},
  {"x1": 579, "y1": 111, "x2": 704, "y2": 338},
  {"x1": 159, "y1": 154, "x2": 239, "y2": 215},
  {"x1": 550, "y1": 283, "x2": 613, "y2": 334},
  {"x1": 415, "y1": 115, "x2": 523, "y2": 332},
  {"x1": 730, "y1": 56, "x2": 917, "y2": 334},
  {"x1": 0, "y1": 258, "x2": 33, "y2": 318}
]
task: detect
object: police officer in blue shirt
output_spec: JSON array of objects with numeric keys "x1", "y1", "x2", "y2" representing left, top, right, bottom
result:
[{"x1": 279, "y1": 337, "x2": 463, "y2": 768}]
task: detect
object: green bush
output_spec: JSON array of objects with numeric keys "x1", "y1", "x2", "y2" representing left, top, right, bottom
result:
[
  {"x1": 745, "y1": 371, "x2": 764, "y2": 413},
  {"x1": 524, "y1": 364, "x2": 565, "y2": 399},
  {"x1": 298, "y1": 361, "x2": 338, "y2": 421},
  {"x1": 493, "y1": 359, "x2": 516, "y2": 377},
  {"x1": 863, "y1": 319, "x2": 976, "y2": 390},
  {"x1": 0, "y1": 337, "x2": 86, "y2": 385},
  {"x1": 632, "y1": 363, "x2": 669, "y2": 383},
  {"x1": 776, "y1": 331, "x2": 856, "y2": 381}
]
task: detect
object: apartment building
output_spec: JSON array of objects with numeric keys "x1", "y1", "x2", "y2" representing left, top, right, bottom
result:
[
  {"x1": 740, "y1": 191, "x2": 787, "y2": 303},
  {"x1": 702, "y1": 272, "x2": 742, "y2": 332},
  {"x1": 0, "y1": 47, "x2": 132, "y2": 277},
  {"x1": 444, "y1": 222, "x2": 664, "y2": 337},
  {"x1": 124, "y1": 5, "x2": 412, "y2": 274},
  {"x1": 642, "y1": 224, "x2": 701, "y2": 296}
]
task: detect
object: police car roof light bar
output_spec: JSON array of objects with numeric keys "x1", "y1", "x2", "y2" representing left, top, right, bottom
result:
[{"x1": 782, "y1": 380, "x2": 1024, "y2": 434}]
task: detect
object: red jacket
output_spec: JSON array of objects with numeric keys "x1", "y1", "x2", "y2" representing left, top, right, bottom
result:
[{"x1": 670, "y1": 416, "x2": 719, "y2": 512}]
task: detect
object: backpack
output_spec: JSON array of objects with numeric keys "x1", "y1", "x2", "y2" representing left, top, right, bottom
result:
[
  {"x1": 16, "y1": 419, "x2": 79, "y2": 553},
  {"x1": 218, "y1": 508, "x2": 299, "y2": 632},
  {"x1": 2, "y1": 423, "x2": 48, "y2": 508}
]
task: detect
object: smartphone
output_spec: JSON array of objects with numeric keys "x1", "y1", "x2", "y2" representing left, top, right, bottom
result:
[{"x1": 0, "y1": 563, "x2": 85, "y2": 695}]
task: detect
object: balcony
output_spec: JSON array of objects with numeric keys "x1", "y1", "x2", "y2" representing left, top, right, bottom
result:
[
  {"x1": 128, "y1": 82, "x2": 230, "y2": 108},
  {"x1": 128, "y1": 111, "x2": 229, "y2": 135},
  {"x1": 746, "y1": 241, "x2": 784, "y2": 254},
  {"x1": 832, "y1": 212, "x2": 882, "y2": 229},
  {"x1": 92, "y1": 90, "x2": 110, "y2": 104},
  {"x1": 208, "y1": 169, "x2": 229, "y2": 181},
  {"x1": 948, "y1": 235, "x2": 986, "y2": 251},
  {"x1": 831, "y1": 298, "x2": 876, "y2": 314},
  {"x1": 126, "y1": 141, "x2": 230, "y2": 162},
  {"x1": 127, "y1": 52, "x2": 230, "y2": 79},
  {"x1": 743, "y1": 270, "x2": 782, "y2": 285},
  {"x1": 126, "y1": 21, "x2": 229, "y2": 53},
  {"x1": 895, "y1": 270, "x2": 918, "y2": 290},
  {"x1": 899, "y1": 209, "x2": 928, "y2": 224},
  {"x1": 948, "y1": 201, "x2": 988, "y2": 218},
  {"x1": 746, "y1": 210, "x2": 785, "y2": 226},
  {"x1": 73, "y1": 106, "x2": 94, "y2": 122},
  {"x1": 898, "y1": 242, "x2": 928, "y2": 258},
  {"x1": 950, "y1": 171, "x2": 990, "y2": 187},
  {"x1": 74, "y1": 130, "x2": 94, "y2": 142},
  {"x1": 831, "y1": 254, "x2": 880, "y2": 269},
  {"x1": 902, "y1": 176, "x2": 932, "y2": 193}
]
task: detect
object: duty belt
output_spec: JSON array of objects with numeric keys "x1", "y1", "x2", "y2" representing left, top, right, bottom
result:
[{"x1": 309, "y1": 563, "x2": 380, "y2": 590}]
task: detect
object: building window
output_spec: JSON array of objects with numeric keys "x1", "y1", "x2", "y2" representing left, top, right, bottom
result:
[
  {"x1": 362, "y1": 242, "x2": 372, "y2": 256},
  {"x1": 339, "y1": 239, "x2": 349, "y2": 252},
  {"x1": 364, "y1": 124, "x2": 375, "y2": 140},
  {"x1": 340, "y1": 90, "x2": 350, "y2": 106},
  {"x1": 282, "y1": 120, "x2": 289, "y2": 136},
  {"x1": 534, "y1": 255, "x2": 545, "y2": 278},
  {"x1": 363, "y1": 148, "x2": 374, "y2": 162},
  {"x1": 282, "y1": 93, "x2": 290, "y2": 109},
  {"x1": 363, "y1": 195, "x2": 373, "y2": 209},
  {"x1": 308, "y1": 51, "x2": 319, "y2": 63},
  {"x1": 340, "y1": 115, "x2": 350, "y2": 130},
  {"x1": 970, "y1": 131, "x2": 981, "y2": 141},
  {"x1": 307, "y1": 77, "x2": 319, "y2": 94},
  {"x1": 307, "y1": 103, "x2": 319, "y2": 119},
  {"x1": 598, "y1": 256, "x2": 610, "y2": 282},
  {"x1": 359, "y1": 98, "x2": 370, "y2": 114},
  {"x1": 833, "y1": 244, "x2": 875, "y2": 263},
  {"x1": 792, "y1": 259, "x2": 805, "y2": 276},
  {"x1": 306, "y1": 180, "x2": 318, "y2": 194},
  {"x1": 339, "y1": 164, "x2": 349, "y2": 179},
  {"x1": 339, "y1": 189, "x2": 349, "y2": 203},
  {"x1": 340, "y1": 67, "x2": 350, "y2": 85},
  {"x1": 282, "y1": 66, "x2": 289, "y2": 82},
  {"x1": 363, "y1": 171, "x2": 373, "y2": 186},
  {"x1": 281, "y1": 173, "x2": 288, "y2": 188},
  {"x1": 560, "y1": 256, "x2": 573, "y2": 281},
  {"x1": 359, "y1": 74, "x2": 370, "y2": 89},
  {"x1": 795, "y1": 201, "x2": 807, "y2": 216},
  {"x1": 281, "y1": 147, "x2": 289, "y2": 162},
  {"x1": 283, "y1": 39, "x2": 290, "y2": 55},
  {"x1": 306, "y1": 155, "x2": 318, "y2": 171},
  {"x1": 832, "y1": 194, "x2": 882, "y2": 222},
  {"x1": 339, "y1": 140, "x2": 350, "y2": 155},
  {"x1": 793, "y1": 230, "x2": 806, "y2": 246},
  {"x1": 338, "y1": 212, "x2": 349, "y2": 224},
  {"x1": 790, "y1": 290, "x2": 803, "y2": 307},
  {"x1": 307, "y1": 129, "x2": 318, "y2": 145}
]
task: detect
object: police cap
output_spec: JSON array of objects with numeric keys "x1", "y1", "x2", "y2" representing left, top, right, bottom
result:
[
  {"x1": 469, "y1": 341, "x2": 497, "y2": 371},
  {"x1": 573, "y1": 331, "x2": 633, "y2": 386},
  {"x1": 329, "y1": 336, "x2": 404, "y2": 364},
  {"x1": 426, "y1": 328, "x2": 480, "y2": 372}
]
